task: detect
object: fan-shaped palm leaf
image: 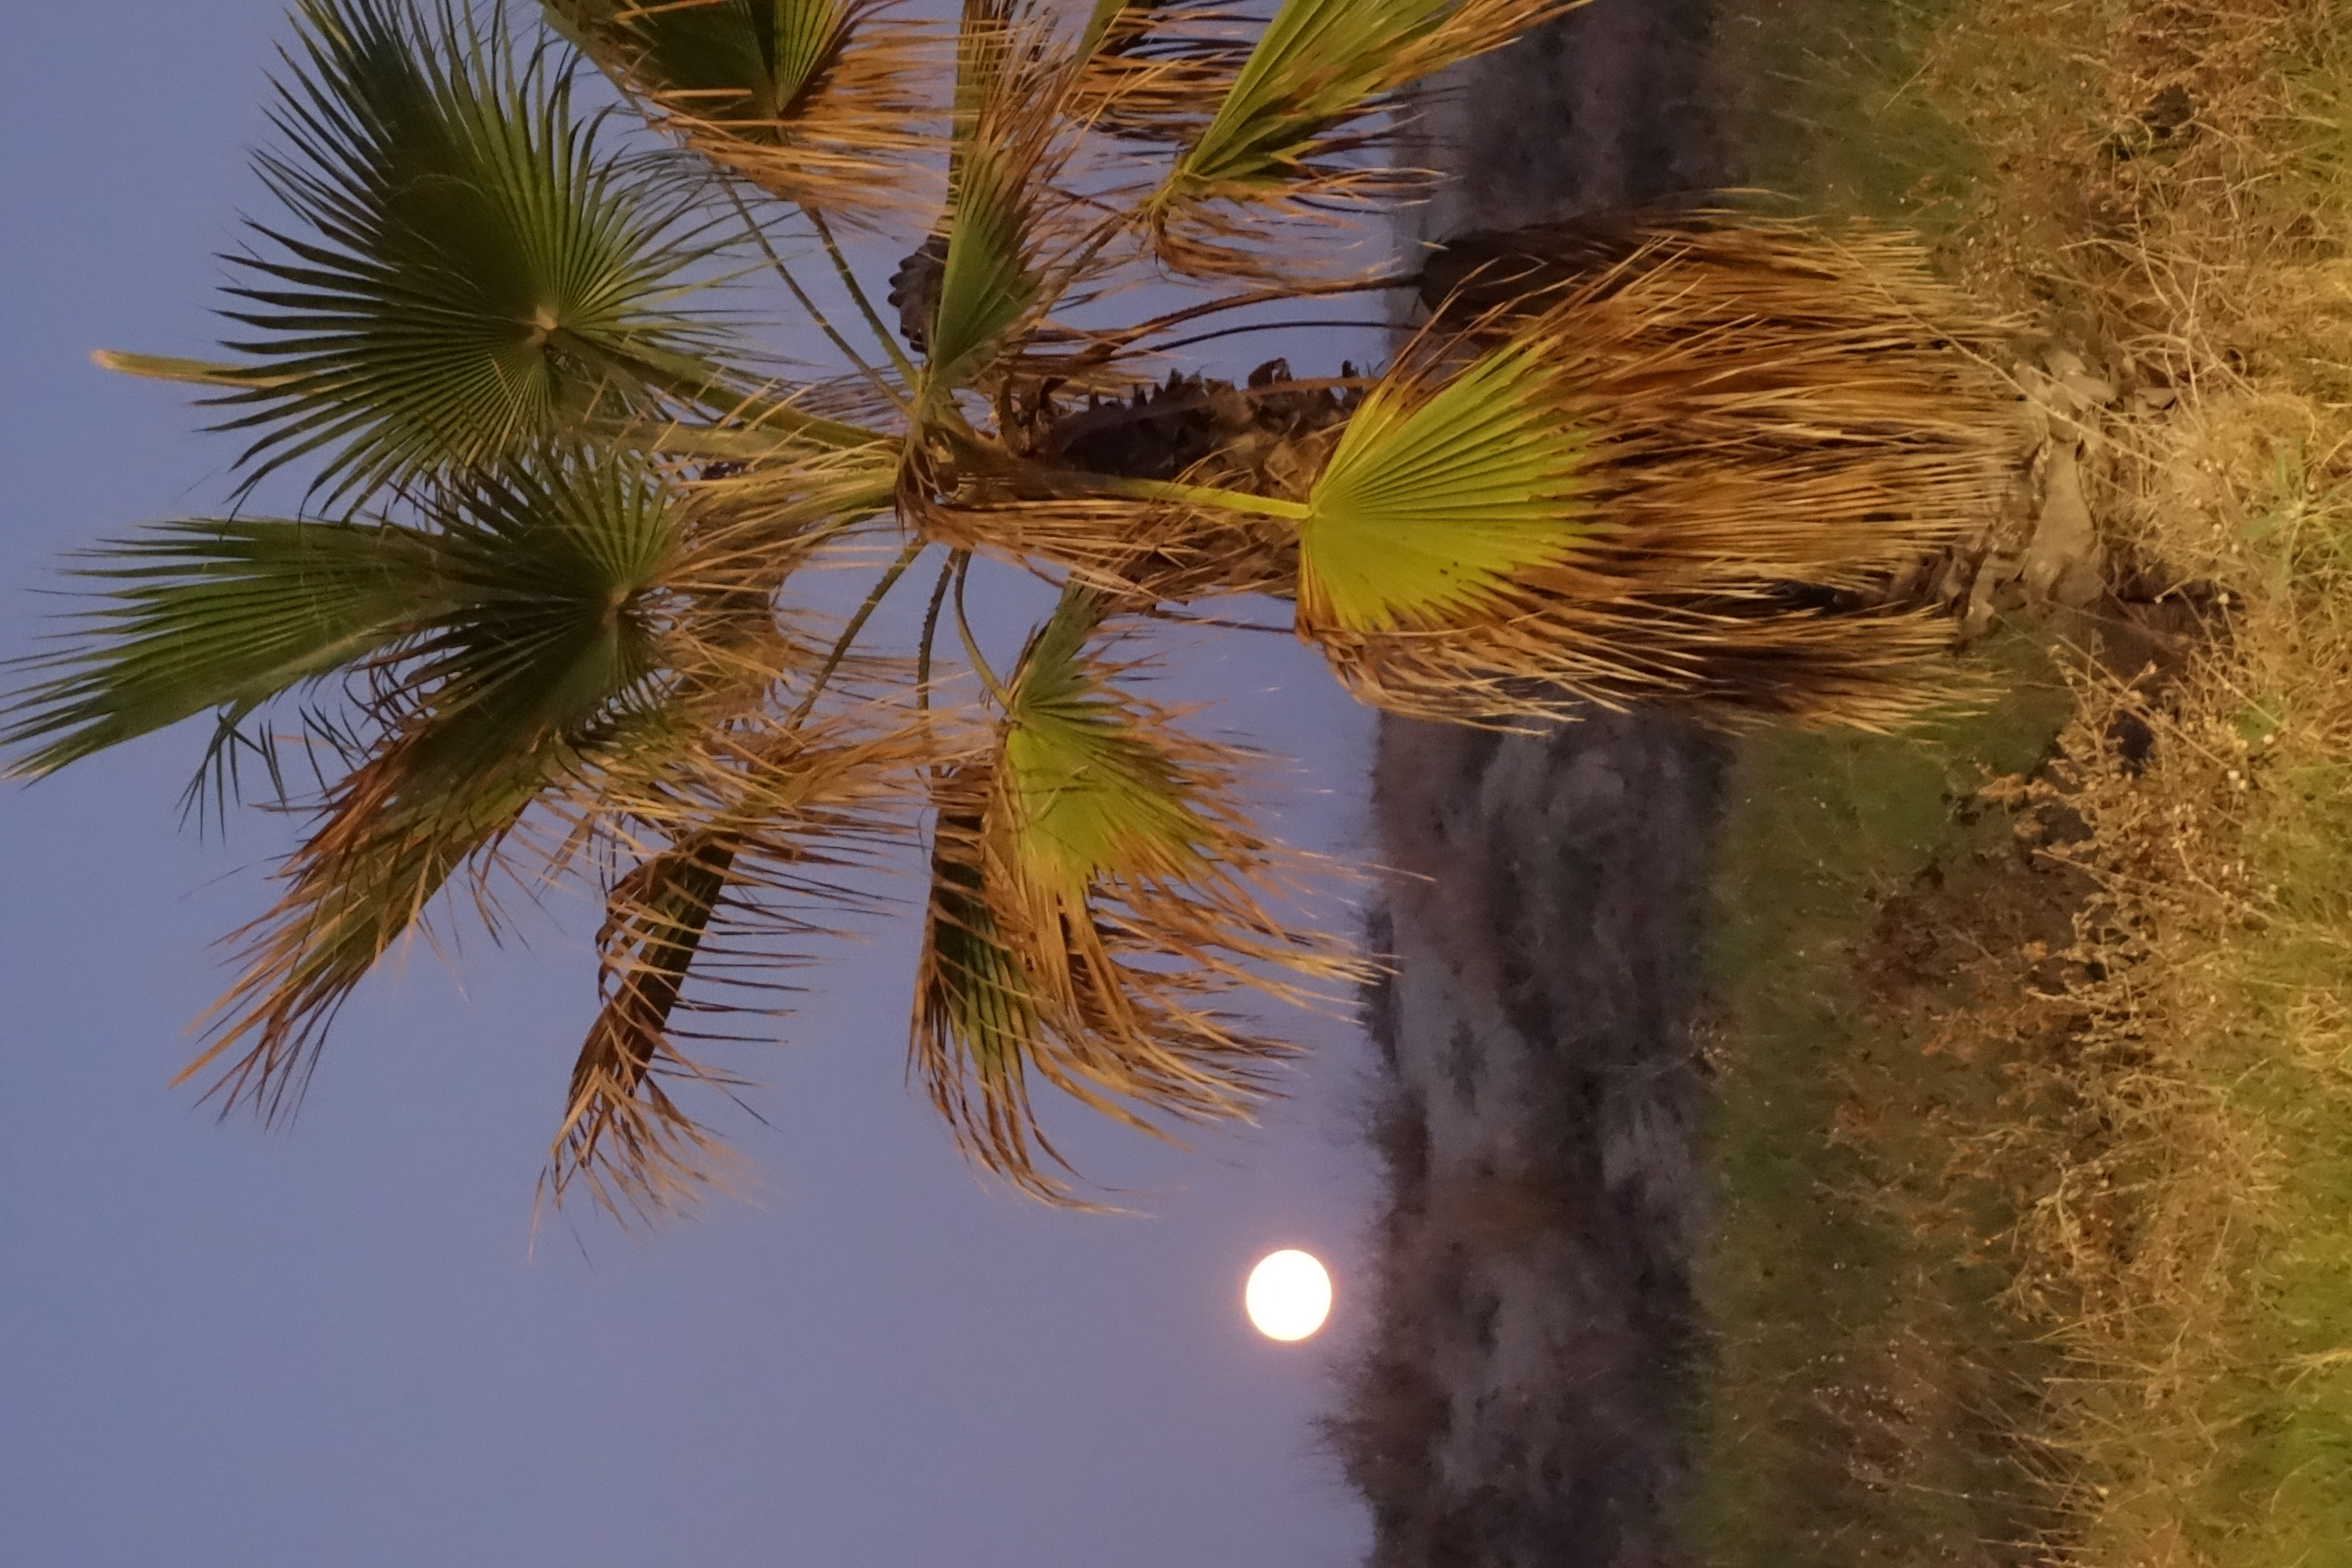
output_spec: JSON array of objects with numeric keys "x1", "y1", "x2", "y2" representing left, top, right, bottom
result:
[
  {"x1": 2, "y1": 519, "x2": 457, "y2": 779},
  {"x1": 1298, "y1": 333, "x2": 1596, "y2": 631},
  {"x1": 163, "y1": 454, "x2": 709, "y2": 1114},
  {"x1": 1148, "y1": 0, "x2": 1566, "y2": 275},
  {"x1": 914, "y1": 589, "x2": 1358, "y2": 1199},
  {"x1": 923, "y1": 141, "x2": 1039, "y2": 390},
  {"x1": 1290, "y1": 214, "x2": 2015, "y2": 728},
  {"x1": 544, "y1": 0, "x2": 937, "y2": 217},
  {"x1": 910, "y1": 5, "x2": 1080, "y2": 395},
  {"x1": 205, "y1": 0, "x2": 742, "y2": 501}
]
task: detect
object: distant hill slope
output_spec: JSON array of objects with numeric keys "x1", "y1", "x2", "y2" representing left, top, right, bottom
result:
[{"x1": 1331, "y1": 7, "x2": 1733, "y2": 1567}]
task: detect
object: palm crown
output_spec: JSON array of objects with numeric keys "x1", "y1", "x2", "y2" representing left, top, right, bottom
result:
[{"x1": 4, "y1": 0, "x2": 2012, "y2": 1218}]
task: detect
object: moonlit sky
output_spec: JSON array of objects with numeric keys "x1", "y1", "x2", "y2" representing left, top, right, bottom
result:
[{"x1": 0, "y1": 6, "x2": 1385, "y2": 1564}]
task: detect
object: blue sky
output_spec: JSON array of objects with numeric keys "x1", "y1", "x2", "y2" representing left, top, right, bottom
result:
[{"x1": 0, "y1": 5, "x2": 1383, "y2": 1564}]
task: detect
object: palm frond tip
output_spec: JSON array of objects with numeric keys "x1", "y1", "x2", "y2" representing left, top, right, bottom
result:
[
  {"x1": 546, "y1": 0, "x2": 941, "y2": 217},
  {"x1": 1150, "y1": 0, "x2": 1572, "y2": 275},
  {"x1": 915, "y1": 592, "x2": 1363, "y2": 1201}
]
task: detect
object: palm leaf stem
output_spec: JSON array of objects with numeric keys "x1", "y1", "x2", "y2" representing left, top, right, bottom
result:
[
  {"x1": 808, "y1": 207, "x2": 924, "y2": 388},
  {"x1": 1140, "y1": 316, "x2": 1395, "y2": 357},
  {"x1": 915, "y1": 550, "x2": 961, "y2": 714},
  {"x1": 581, "y1": 417, "x2": 883, "y2": 464},
  {"x1": 1072, "y1": 273, "x2": 1416, "y2": 358},
  {"x1": 719, "y1": 181, "x2": 909, "y2": 419},
  {"x1": 785, "y1": 534, "x2": 927, "y2": 727},
  {"x1": 950, "y1": 551, "x2": 1011, "y2": 705},
  {"x1": 1056, "y1": 469, "x2": 1310, "y2": 521}
]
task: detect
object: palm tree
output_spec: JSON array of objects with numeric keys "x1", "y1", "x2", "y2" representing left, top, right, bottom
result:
[{"x1": 2, "y1": 0, "x2": 2013, "y2": 1219}]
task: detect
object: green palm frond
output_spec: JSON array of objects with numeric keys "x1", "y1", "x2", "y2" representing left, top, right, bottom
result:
[
  {"x1": 1298, "y1": 333, "x2": 1596, "y2": 632},
  {"x1": 915, "y1": 784, "x2": 1053, "y2": 1180},
  {"x1": 913, "y1": 7, "x2": 1076, "y2": 394},
  {"x1": 165, "y1": 454, "x2": 711, "y2": 1114},
  {"x1": 3, "y1": 519, "x2": 455, "y2": 779},
  {"x1": 1149, "y1": 0, "x2": 1566, "y2": 273},
  {"x1": 924, "y1": 140, "x2": 1039, "y2": 388},
  {"x1": 544, "y1": 0, "x2": 937, "y2": 216},
  {"x1": 914, "y1": 589, "x2": 1359, "y2": 1200},
  {"x1": 208, "y1": 0, "x2": 737, "y2": 500}
]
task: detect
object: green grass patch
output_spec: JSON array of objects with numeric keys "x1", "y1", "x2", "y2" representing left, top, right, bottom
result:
[
  {"x1": 1685, "y1": 2, "x2": 2352, "y2": 1557},
  {"x1": 1714, "y1": 0, "x2": 1988, "y2": 230},
  {"x1": 1683, "y1": 645, "x2": 2076, "y2": 1567}
]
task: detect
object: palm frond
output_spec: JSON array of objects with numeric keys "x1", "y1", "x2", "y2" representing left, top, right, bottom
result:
[
  {"x1": 1148, "y1": 0, "x2": 1566, "y2": 275},
  {"x1": 915, "y1": 6, "x2": 1074, "y2": 393},
  {"x1": 925, "y1": 140, "x2": 1039, "y2": 388},
  {"x1": 1067, "y1": 0, "x2": 1253, "y2": 148},
  {"x1": 88, "y1": 350, "x2": 294, "y2": 390},
  {"x1": 172, "y1": 454, "x2": 707, "y2": 1116},
  {"x1": 541, "y1": 697, "x2": 935, "y2": 1218},
  {"x1": 3, "y1": 519, "x2": 454, "y2": 778},
  {"x1": 547, "y1": 829, "x2": 742, "y2": 1221},
  {"x1": 914, "y1": 589, "x2": 1360, "y2": 1200},
  {"x1": 1293, "y1": 213, "x2": 2017, "y2": 730},
  {"x1": 210, "y1": 0, "x2": 736, "y2": 501},
  {"x1": 545, "y1": 0, "x2": 939, "y2": 217},
  {"x1": 1297, "y1": 335, "x2": 1593, "y2": 631}
]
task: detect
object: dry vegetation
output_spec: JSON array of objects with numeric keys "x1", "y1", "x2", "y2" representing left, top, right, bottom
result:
[{"x1": 1693, "y1": 0, "x2": 2352, "y2": 1562}]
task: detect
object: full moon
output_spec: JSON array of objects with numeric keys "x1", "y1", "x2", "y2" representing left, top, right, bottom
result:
[{"x1": 1244, "y1": 1250, "x2": 1333, "y2": 1341}]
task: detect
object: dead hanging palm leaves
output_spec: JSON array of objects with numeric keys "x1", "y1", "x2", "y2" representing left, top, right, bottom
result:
[
  {"x1": 1286, "y1": 214, "x2": 2019, "y2": 730},
  {"x1": 1067, "y1": 0, "x2": 1254, "y2": 149},
  {"x1": 545, "y1": 0, "x2": 941, "y2": 217},
  {"x1": 913, "y1": 589, "x2": 1361, "y2": 1200},
  {"x1": 542, "y1": 708, "x2": 927, "y2": 1220},
  {"x1": 167, "y1": 456, "x2": 707, "y2": 1119},
  {"x1": 1147, "y1": 0, "x2": 1572, "y2": 276}
]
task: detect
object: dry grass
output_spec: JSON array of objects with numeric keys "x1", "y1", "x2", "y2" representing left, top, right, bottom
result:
[
  {"x1": 1912, "y1": 0, "x2": 2352, "y2": 1559},
  {"x1": 1691, "y1": 0, "x2": 2352, "y2": 1561}
]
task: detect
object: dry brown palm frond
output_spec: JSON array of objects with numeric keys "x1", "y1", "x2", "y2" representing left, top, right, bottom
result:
[
  {"x1": 542, "y1": 707, "x2": 937, "y2": 1219},
  {"x1": 1293, "y1": 212, "x2": 2025, "y2": 730},
  {"x1": 912, "y1": 589, "x2": 1363, "y2": 1200},
  {"x1": 1145, "y1": 0, "x2": 1573, "y2": 278},
  {"x1": 178, "y1": 720, "x2": 580, "y2": 1122},
  {"x1": 554, "y1": 0, "x2": 949, "y2": 219},
  {"x1": 544, "y1": 832, "x2": 748, "y2": 1223},
  {"x1": 1067, "y1": 0, "x2": 1255, "y2": 149}
]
